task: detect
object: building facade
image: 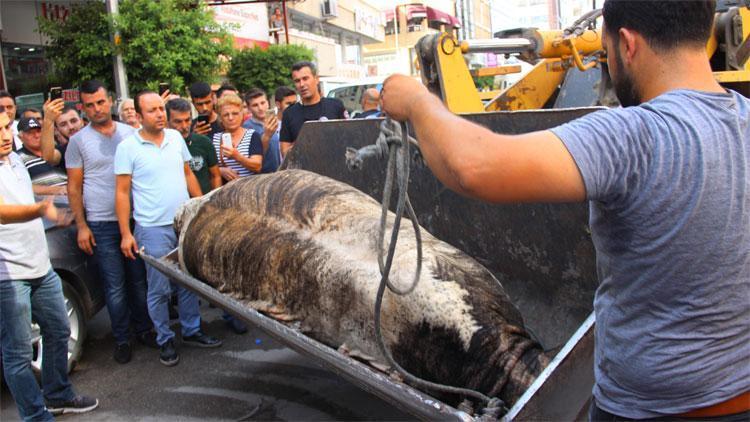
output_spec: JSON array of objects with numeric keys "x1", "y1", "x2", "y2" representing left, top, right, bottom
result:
[
  {"x1": 457, "y1": 0, "x2": 493, "y2": 40},
  {"x1": 492, "y1": 0, "x2": 594, "y2": 32},
  {"x1": 363, "y1": 2, "x2": 460, "y2": 77},
  {"x1": 0, "y1": 0, "x2": 386, "y2": 96},
  {"x1": 363, "y1": 0, "x2": 491, "y2": 77},
  {"x1": 284, "y1": 0, "x2": 385, "y2": 79}
]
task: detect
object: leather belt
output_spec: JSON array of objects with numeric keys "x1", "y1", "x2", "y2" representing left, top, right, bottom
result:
[{"x1": 678, "y1": 391, "x2": 750, "y2": 418}]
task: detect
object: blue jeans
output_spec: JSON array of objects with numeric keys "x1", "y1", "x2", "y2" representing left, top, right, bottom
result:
[
  {"x1": 89, "y1": 221, "x2": 152, "y2": 345},
  {"x1": 1, "y1": 270, "x2": 76, "y2": 421},
  {"x1": 134, "y1": 224, "x2": 201, "y2": 346}
]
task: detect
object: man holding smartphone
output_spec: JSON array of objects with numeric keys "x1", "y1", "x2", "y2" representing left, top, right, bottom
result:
[
  {"x1": 242, "y1": 88, "x2": 281, "y2": 173},
  {"x1": 189, "y1": 82, "x2": 222, "y2": 139},
  {"x1": 41, "y1": 98, "x2": 84, "y2": 171}
]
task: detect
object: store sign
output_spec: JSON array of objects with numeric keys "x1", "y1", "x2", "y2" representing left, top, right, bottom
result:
[
  {"x1": 354, "y1": 8, "x2": 383, "y2": 42},
  {"x1": 213, "y1": 4, "x2": 270, "y2": 49},
  {"x1": 40, "y1": 2, "x2": 72, "y2": 23}
]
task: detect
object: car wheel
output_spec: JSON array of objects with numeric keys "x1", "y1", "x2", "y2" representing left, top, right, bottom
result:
[{"x1": 31, "y1": 280, "x2": 87, "y2": 375}]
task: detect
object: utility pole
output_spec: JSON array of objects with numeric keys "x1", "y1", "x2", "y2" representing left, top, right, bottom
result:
[
  {"x1": 394, "y1": 5, "x2": 399, "y2": 73},
  {"x1": 105, "y1": 0, "x2": 129, "y2": 101}
]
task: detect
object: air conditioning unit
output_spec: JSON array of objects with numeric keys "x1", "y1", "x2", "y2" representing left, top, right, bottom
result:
[{"x1": 321, "y1": 0, "x2": 337, "y2": 18}]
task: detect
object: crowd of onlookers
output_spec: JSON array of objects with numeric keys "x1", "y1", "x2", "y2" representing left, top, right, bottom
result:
[{"x1": 0, "y1": 60, "x2": 382, "y2": 421}]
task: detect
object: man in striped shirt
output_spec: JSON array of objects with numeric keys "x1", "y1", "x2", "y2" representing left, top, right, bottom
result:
[{"x1": 15, "y1": 117, "x2": 67, "y2": 195}]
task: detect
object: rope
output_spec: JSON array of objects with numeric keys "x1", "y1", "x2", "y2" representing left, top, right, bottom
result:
[{"x1": 345, "y1": 118, "x2": 503, "y2": 412}]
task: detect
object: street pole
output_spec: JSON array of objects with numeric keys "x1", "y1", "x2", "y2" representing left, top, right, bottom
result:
[
  {"x1": 105, "y1": 0, "x2": 129, "y2": 101},
  {"x1": 394, "y1": 5, "x2": 399, "y2": 73},
  {"x1": 282, "y1": 0, "x2": 290, "y2": 44}
]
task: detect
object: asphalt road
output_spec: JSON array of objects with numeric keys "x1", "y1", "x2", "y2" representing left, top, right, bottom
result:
[{"x1": 1, "y1": 304, "x2": 412, "y2": 421}]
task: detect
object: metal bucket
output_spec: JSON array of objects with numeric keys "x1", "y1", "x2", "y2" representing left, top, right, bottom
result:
[{"x1": 281, "y1": 109, "x2": 602, "y2": 420}]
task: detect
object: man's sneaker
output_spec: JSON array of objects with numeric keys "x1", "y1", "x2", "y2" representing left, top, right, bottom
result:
[
  {"x1": 113, "y1": 342, "x2": 132, "y2": 364},
  {"x1": 182, "y1": 332, "x2": 223, "y2": 348},
  {"x1": 159, "y1": 339, "x2": 179, "y2": 367},
  {"x1": 136, "y1": 331, "x2": 159, "y2": 349},
  {"x1": 46, "y1": 395, "x2": 99, "y2": 415},
  {"x1": 226, "y1": 317, "x2": 248, "y2": 335}
]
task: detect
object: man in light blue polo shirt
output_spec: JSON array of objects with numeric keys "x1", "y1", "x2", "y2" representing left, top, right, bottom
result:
[{"x1": 114, "y1": 91, "x2": 222, "y2": 367}]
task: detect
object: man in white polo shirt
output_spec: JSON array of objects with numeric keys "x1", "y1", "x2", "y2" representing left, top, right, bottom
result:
[
  {"x1": 0, "y1": 112, "x2": 98, "y2": 420},
  {"x1": 114, "y1": 91, "x2": 222, "y2": 367}
]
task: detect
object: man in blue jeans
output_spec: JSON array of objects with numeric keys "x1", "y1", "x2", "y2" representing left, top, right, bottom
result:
[
  {"x1": 115, "y1": 91, "x2": 221, "y2": 367},
  {"x1": 0, "y1": 113, "x2": 98, "y2": 420},
  {"x1": 64, "y1": 80, "x2": 155, "y2": 364}
]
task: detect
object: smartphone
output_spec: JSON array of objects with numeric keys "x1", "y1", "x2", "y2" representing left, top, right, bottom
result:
[
  {"x1": 49, "y1": 87, "x2": 63, "y2": 101},
  {"x1": 221, "y1": 133, "x2": 233, "y2": 148},
  {"x1": 268, "y1": 107, "x2": 278, "y2": 118},
  {"x1": 158, "y1": 82, "x2": 170, "y2": 96},
  {"x1": 194, "y1": 114, "x2": 210, "y2": 126}
]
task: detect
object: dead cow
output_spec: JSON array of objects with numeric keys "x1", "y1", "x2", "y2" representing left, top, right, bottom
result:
[{"x1": 174, "y1": 169, "x2": 549, "y2": 407}]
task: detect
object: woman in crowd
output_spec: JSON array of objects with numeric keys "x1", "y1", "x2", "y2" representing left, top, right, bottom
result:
[
  {"x1": 118, "y1": 98, "x2": 140, "y2": 129},
  {"x1": 213, "y1": 94, "x2": 263, "y2": 182}
]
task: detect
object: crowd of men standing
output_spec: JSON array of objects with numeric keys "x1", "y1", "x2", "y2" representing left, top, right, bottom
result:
[{"x1": 0, "y1": 60, "x2": 360, "y2": 421}]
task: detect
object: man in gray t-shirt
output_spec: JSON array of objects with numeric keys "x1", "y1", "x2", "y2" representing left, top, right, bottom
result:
[
  {"x1": 65, "y1": 80, "x2": 154, "y2": 364},
  {"x1": 381, "y1": 0, "x2": 748, "y2": 418}
]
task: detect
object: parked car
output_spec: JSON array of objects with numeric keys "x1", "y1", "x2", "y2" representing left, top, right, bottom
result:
[
  {"x1": 326, "y1": 78, "x2": 384, "y2": 117},
  {"x1": 34, "y1": 197, "x2": 105, "y2": 373}
]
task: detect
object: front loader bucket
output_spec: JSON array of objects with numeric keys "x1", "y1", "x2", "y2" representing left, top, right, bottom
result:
[{"x1": 281, "y1": 108, "x2": 602, "y2": 420}]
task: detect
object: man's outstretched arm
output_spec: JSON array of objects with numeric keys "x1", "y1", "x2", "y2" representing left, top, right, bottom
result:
[{"x1": 380, "y1": 75, "x2": 586, "y2": 203}]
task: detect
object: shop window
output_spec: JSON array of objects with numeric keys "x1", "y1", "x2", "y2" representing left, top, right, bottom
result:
[
  {"x1": 407, "y1": 17, "x2": 423, "y2": 32},
  {"x1": 2, "y1": 43, "x2": 50, "y2": 96},
  {"x1": 385, "y1": 20, "x2": 396, "y2": 35}
]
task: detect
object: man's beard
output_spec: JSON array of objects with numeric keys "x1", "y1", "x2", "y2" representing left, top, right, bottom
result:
[{"x1": 612, "y1": 48, "x2": 642, "y2": 107}]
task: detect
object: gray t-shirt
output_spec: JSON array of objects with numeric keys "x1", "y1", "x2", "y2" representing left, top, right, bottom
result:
[
  {"x1": 0, "y1": 152, "x2": 51, "y2": 281},
  {"x1": 66, "y1": 122, "x2": 135, "y2": 222},
  {"x1": 552, "y1": 89, "x2": 749, "y2": 418}
]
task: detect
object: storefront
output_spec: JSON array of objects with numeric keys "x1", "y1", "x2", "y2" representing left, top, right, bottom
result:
[{"x1": 1, "y1": 1, "x2": 84, "y2": 95}]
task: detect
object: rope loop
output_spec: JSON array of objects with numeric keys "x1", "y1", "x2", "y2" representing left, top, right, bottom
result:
[{"x1": 345, "y1": 117, "x2": 499, "y2": 414}]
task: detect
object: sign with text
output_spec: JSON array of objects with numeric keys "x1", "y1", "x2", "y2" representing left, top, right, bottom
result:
[{"x1": 212, "y1": 4, "x2": 270, "y2": 49}]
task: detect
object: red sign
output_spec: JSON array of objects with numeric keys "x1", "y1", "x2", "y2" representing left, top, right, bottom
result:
[
  {"x1": 41, "y1": 3, "x2": 72, "y2": 23},
  {"x1": 62, "y1": 89, "x2": 79, "y2": 103}
]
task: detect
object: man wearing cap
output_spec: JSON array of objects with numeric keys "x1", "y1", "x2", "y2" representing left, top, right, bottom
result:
[{"x1": 16, "y1": 117, "x2": 67, "y2": 196}]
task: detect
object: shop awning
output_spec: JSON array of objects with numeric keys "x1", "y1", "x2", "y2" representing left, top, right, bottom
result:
[
  {"x1": 426, "y1": 6, "x2": 460, "y2": 28},
  {"x1": 384, "y1": 4, "x2": 428, "y2": 22},
  {"x1": 384, "y1": 4, "x2": 459, "y2": 28},
  {"x1": 405, "y1": 4, "x2": 427, "y2": 20}
]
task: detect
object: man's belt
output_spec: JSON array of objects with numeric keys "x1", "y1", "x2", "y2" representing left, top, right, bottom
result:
[{"x1": 678, "y1": 390, "x2": 750, "y2": 418}]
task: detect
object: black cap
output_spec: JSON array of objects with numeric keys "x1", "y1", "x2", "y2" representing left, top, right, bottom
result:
[{"x1": 18, "y1": 117, "x2": 41, "y2": 132}]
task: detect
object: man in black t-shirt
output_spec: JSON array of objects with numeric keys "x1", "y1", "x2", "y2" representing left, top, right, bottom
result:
[
  {"x1": 189, "y1": 81, "x2": 223, "y2": 139},
  {"x1": 280, "y1": 61, "x2": 347, "y2": 157}
]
